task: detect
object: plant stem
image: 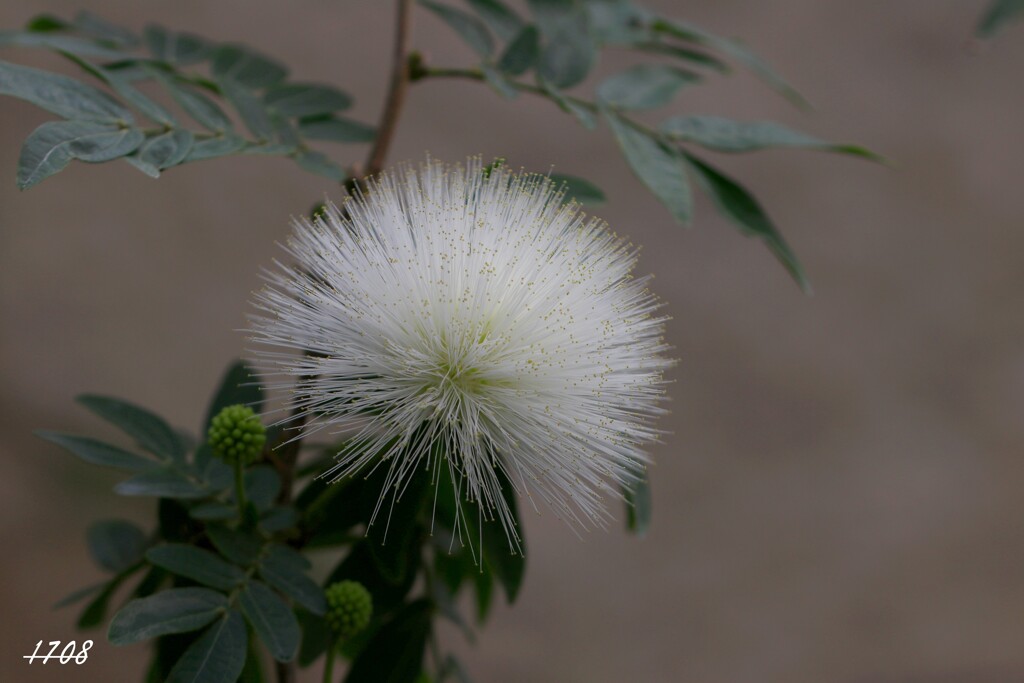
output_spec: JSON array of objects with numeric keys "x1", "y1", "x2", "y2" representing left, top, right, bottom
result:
[
  {"x1": 234, "y1": 461, "x2": 247, "y2": 520},
  {"x1": 322, "y1": 640, "x2": 337, "y2": 683},
  {"x1": 363, "y1": 0, "x2": 414, "y2": 179}
]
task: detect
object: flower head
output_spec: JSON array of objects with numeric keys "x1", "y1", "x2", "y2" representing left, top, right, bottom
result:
[
  {"x1": 250, "y1": 159, "x2": 671, "y2": 547},
  {"x1": 324, "y1": 580, "x2": 373, "y2": 640},
  {"x1": 208, "y1": 404, "x2": 266, "y2": 466}
]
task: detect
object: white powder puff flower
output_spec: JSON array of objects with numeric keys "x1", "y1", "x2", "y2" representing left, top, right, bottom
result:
[{"x1": 250, "y1": 158, "x2": 672, "y2": 548}]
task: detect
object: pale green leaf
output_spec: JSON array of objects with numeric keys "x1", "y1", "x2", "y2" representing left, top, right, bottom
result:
[
  {"x1": 421, "y1": 1, "x2": 495, "y2": 57},
  {"x1": 597, "y1": 64, "x2": 698, "y2": 110},
  {"x1": 263, "y1": 83, "x2": 352, "y2": 118},
  {"x1": 685, "y1": 153, "x2": 809, "y2": 291},
  {"x1": 603, "y1": 109, "x2": 691, "y2": 223},
  {"x1": 0, "y1": 59, "x2": 133, "y2": 123}
]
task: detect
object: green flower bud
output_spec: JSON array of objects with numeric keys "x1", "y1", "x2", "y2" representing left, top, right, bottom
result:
[
  {"x1": 208, "y1": 404, "x2": 266, "y2": 466},
  {"x1": 324, "y1": 580, "x2": 373, "y2": 640}
]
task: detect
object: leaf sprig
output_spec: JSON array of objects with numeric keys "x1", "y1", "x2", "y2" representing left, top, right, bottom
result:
[
  {"x1": 0, "y1": 11, "x2": 375, "y2": 188},
  {"x1": 416, "y1": 0, "x2": 881, "y2": 290}
]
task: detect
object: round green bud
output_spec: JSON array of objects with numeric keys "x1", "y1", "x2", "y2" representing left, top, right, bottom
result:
[
  {"x1": 208, "y1": 404, "x2": 266, "y2": 466},
  {"x1": 324, "y1": 580, "x2": 373, "y2": 640}
]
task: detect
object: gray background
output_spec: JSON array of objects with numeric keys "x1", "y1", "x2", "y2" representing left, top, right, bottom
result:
[{"x1": 2, "y1": 1, "x2": 1024, "y2": 681}]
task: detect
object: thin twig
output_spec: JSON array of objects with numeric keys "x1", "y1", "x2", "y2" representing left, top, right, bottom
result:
[{"x1": 363, "y1": 0, "x2": 415, "y2": 179}]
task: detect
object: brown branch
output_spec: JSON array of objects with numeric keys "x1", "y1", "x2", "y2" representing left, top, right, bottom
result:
[{"x1": 363, "y1": 0, "x2": 415, "y2": 179}]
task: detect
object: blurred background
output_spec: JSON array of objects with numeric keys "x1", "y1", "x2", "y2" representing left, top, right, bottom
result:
[{"x1": 3, "y1": 1, "x2": 1024, "y2": 681}]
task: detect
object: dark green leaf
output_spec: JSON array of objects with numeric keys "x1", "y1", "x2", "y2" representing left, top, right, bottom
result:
[
  {"x1": 206, "y1": 526, "x2": 264, "y2": 566},
  {"x1": 108, "y1": 587, "x2": 227, "y2": 645},
  {"x1": 465, "y1": 0, "x2": 523, "y2": 41},
  {"x1": 138, "y1": 129, "x2": 195, "y2": 170},
  {"x1": 147, "y1": 632, "x2": 204, "y2": 683},
  {"x1": 238, "y1": 581, "x2": 300, "y2": 663},
  {"x1": 212, "y1": 45, "x2": 288, "y2": 89},
  {"x1": 299, "y1": 473, "x2": 365, "y2": 546},
  {"x1": 17, "y1": 121, "x2": 144, "y2": 189},
  {"x1": 298, "y1": 115, "x2": 375, "y2": 143},
  {"x1": 133, "y1": 567, "x2": 168, "y2": 599},
  {"x1": 54, "y1": 581, "x2": 107, "y2": 609},
  {"x1": 36, "y1": 431, "x2": 157, "y2": 471},
  {"x1": 189, "y1": 501, "x2": 236, "y2": 521},
  {"x1": 622, "y1": 462, "x2": 651, "y2": 536},
  {"x1": 294, "y1": 151, "x2": 346, "y2": 181},
  {"x1": 479, "y1": 469, "x2": 525, "y2": 603},
  {"x1": 143, "y1": 25, "x2": 209, "y2": 65},
  {"x1": 237, "y1": 466, "x2": 280, "y2": 512},
  {"x1": 660, "y1": 115, "x2": 881, "y2": 159},
  {"x1": 78, "y1": 394, "x2": 187, "y2": 461},
  {"x1": 597, "y1": 64, "x2": 697, "y2": 111},
  {"x1": 202, "y1": 458, "x2": 234, "y2": 491},
  {"x1": 978, "y1": 0, "x2": 1024, "y2": 37},
  {"x1": 264, "y1": 83, "x2": 352, "y2": 118},
  {"x1": 185, "y1": 134, "x2": 247, "y2": 162},
  {"x1": 146, "y1": 544, "x2": 247, "y2": 591},
  {"x1": 239, "y1": 639, "x2": 265, "y2": 683},
  {"x1": 497, "y1": 25, "x2": 539, "y2": 76},
  {"x1": 363, "y1": 466, "x2": 431, "y2": 583},
  {"x1": 421, "y1": 1, "x2": 494, "y2": 57},
  {"x1": 0, "y1": 59, "x2": 132, "y2": 122},
  {"x1": 344, "y1": 599, "x2": 432, "y2": 683},
  {"x1": 220, "y1": 78, "x2": 275, "y2": 140},
  {"x1": 603, "y1": 109, "x2": 691, "y2": 224},
  {"x1": 473, "y1": 561, "x2": 494, "y2": 622},
  {"x1": 548, "y1": 172, "x2": 605, "y2": 205},
  {"x1": 685, "y1": 153, "x2": 809, "y2": 291},
  {"x1": 258, "y1": 547, "x2": 326, "y2": 615},
  {"x1": 158, "y1": 499, "x2": 199, "y2": 543},
  {"x1": 166, "y1": 610, "x2": 247, "y2": 683},
  {"x1": 259, "y1": 506, "x2": 298, "y2": 533},
  {"x1": 326, "y1": 542, "x2": 418, "y2": 616},
  {"x1": 88, "y1": 519, "x2": 147, "y2": 573},
  {"x1": 652, "y1": 18, "x2": 807, "y2": 109},
  {"x1": 115, "y1": 470, "x2": 206, "y2": 498},
  {"x1": 297, "y1": 609, "x2": 330, "y2": 667},
  {"x1": 78, "y1": 579, "x2": 122, "y2": 629},
  {"x1": 25, "y1": 14, "x2": 69, "y2": 32}
]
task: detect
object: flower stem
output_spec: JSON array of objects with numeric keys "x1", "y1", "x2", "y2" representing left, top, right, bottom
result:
[
  {"x1": 322, "y1": 639, "x2": 337, "y2": 683},
  {"x1": 363, "y1": 0, "x2": 414, "y2": 179},
  {"x1": 234, "y1": 460, "x2": 247, "y2": 521}
]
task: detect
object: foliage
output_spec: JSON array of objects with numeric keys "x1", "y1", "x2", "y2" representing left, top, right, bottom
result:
[
  {"x1": 45, "y1": 361, "x2": 527, "y2": 682},
  {"x1": 0, "y1": 1, "x2": 877, "y2": 289},
  {"x1": 7, "y1": 2, "x2": 888, "y2": 681},
  {"x1": 978, "y1": 0, "x2": 1024, "y2": 37}
]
